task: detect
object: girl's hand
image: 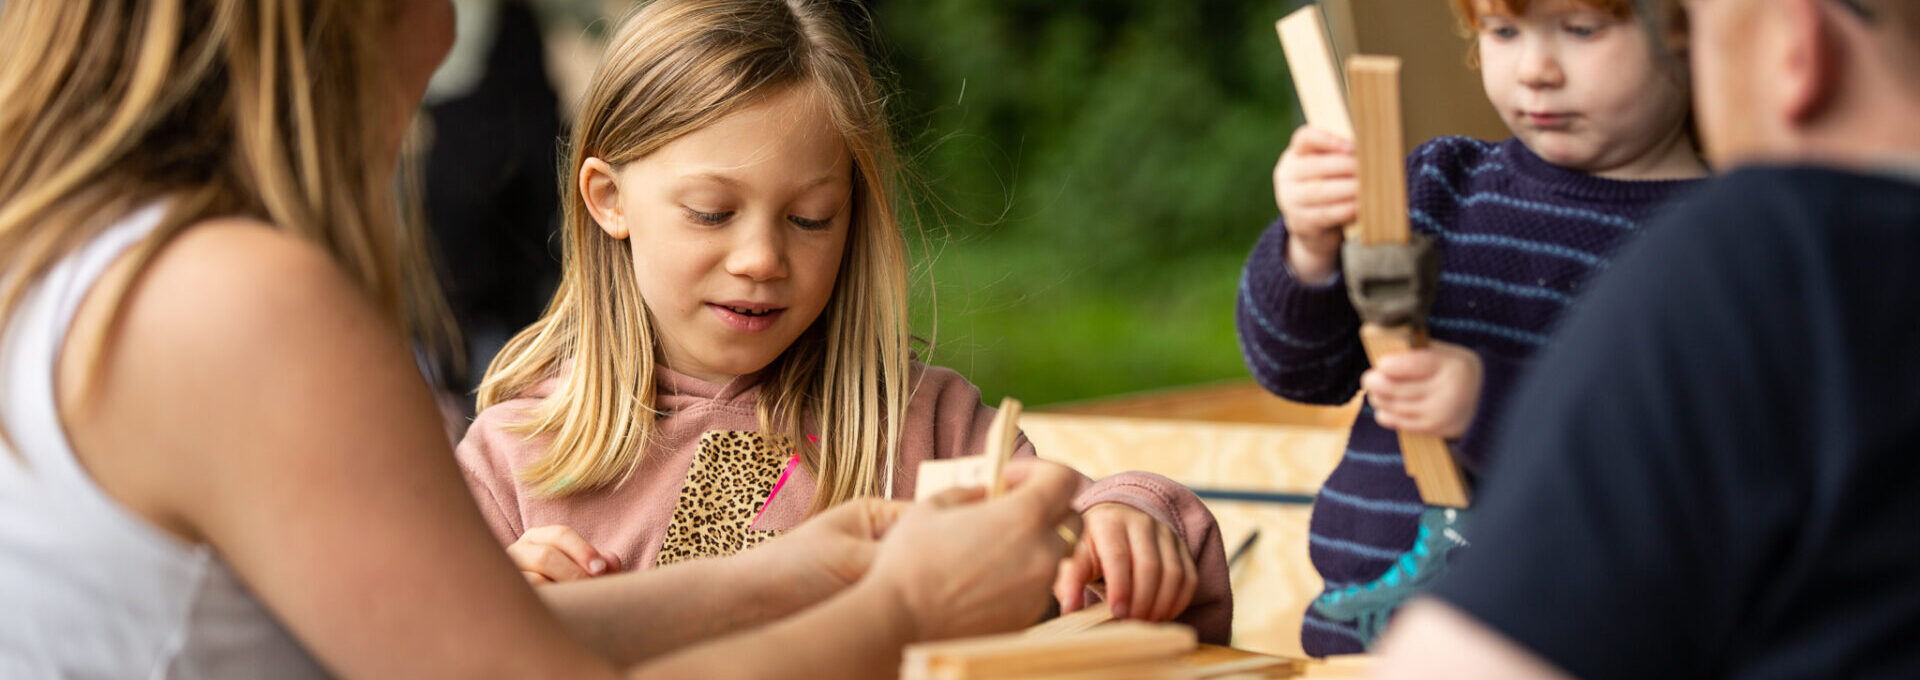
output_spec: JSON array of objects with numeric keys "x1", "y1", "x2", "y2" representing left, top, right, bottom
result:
[
  {"x1": 1362, "y1": 340, "x2": 1485, "y2": 440},
  {"x1": 1274, "y1": 125, "x2": 1358, "y2": 285},
  {"x1": 1052, "y1": 503, "x2": 1198, "y2": 622},
  {"x1": 507, "y1": 525, "x2": 622, "y2": 584}
]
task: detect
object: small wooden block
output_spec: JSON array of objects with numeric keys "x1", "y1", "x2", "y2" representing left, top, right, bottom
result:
[
  {"x1": 914, "y1": 457, "x2": 991, "y2": 501},
  {"x1": 1358, "y1": 323, "x2": 1472, "y2": 508},
  {"x1": 1276, "y1": 6, "x2": 1353, "y2": 140}
]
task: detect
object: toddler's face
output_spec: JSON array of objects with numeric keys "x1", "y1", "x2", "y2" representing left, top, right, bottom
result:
[
  {"x1": 597, "y1": 84, "x2": 853, "y2": 383},
  {"x1": 1474, "y1": 0, "x2": 1693, "y2": 177}
]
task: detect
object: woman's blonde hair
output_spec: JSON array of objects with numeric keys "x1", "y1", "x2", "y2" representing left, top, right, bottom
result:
[
  {"x1": 478, "y1": 0, "x2": 913, "y2": 513},
  {"x1": 0, "y1": 1, "x2": 448, "y2": 408}
]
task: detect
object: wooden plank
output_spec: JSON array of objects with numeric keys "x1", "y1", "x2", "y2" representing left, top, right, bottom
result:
[
  {"x1": 1180, "y1": 643, "x2": 1306, "y2": 678},
  {"x1": 1276, "y1": 6, "x2": 1353, "y2": 140},
  {"x1": 1345, "y1": 55, "x2": 1410, "y2": 247},
  {"x1": 1024, "y1": 601, "x2": 1114, "y2": 640},
  {"x1": 1358, "y1": 323, "x2": 1472, "y2": 508},
  {"x1": 901, "y1": 621, "x2": 1196, "y2": 680},
  {"x1": 1317, "y1": 0, "x2": 1509, "y2": 153},
  {"x1": 985, "y1": 397, "x2": 1024, "y2": 498},
  {"x1": 1041, "y1": 380, "x2": 1359, "y2": 429}
]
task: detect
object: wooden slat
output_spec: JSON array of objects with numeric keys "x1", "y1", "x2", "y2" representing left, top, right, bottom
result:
[
  {"x1": 1358, "y1": 324, "x2": 1472, "y2": 508},
  {"x1": 1024, "y1": 602, "x2": 1114, "y2": 640},
  {"x1": 901, "y1": 621, "x2": 1195, "y2": 680},
  {"x1": 1345, "y1": 55, "x2": 1410, "y2": 247},
  {"x1": 1276, "y1": 6, "x2": 1354, "y2": 140},
  {"x1": 985, "y1": 397, "x2": 1023, "y2": 498}
]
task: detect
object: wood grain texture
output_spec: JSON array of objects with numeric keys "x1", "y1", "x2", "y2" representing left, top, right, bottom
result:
[
  {"x1": 1025, "y1": 601, "x2": 1114, "y2": 640},
  {"x1": 985, "y1": 397, "x2": 1024, "y2": 498},
  {"x1": 1043, "y1": 380, "x2": 1359, "y2": 429},
  {"x1": 901, "y1": 621, "x2": 1195, "y2": 680},
  {"x1": 1345, "y1": 55, "x2": 1410, "y2": 247},
  {"x1": 1277, "y1": 6, "x2": 1353, "y2": 140}
]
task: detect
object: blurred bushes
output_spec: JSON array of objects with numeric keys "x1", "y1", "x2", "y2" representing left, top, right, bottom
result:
[{"x1": 867, "y1": 0, "x2": 1304, "y2": 404}]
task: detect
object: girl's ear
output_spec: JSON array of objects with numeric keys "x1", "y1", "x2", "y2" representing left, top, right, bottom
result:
[{"x1": 580, "y1": 157, "x2": 629, "y2": 240}]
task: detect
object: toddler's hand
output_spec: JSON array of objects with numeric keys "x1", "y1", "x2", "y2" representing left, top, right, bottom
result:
[
  {"x1": 1275, "y1": 125, "x2": 1357, "y2": 284},
  {"x1": 1052, "y1": 503, "x2": 1197, "y2": 623},
  {"x1": 507, "y1": 525, "x2": 622, "y2": 584},
  {"x1": 1362, "y1": 340, "x2": 1485, "y2": 440}
]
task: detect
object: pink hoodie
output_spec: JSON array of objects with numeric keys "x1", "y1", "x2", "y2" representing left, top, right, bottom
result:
[{"x1": 456, "y1": 363, "x2": 1231, "y2": 642}]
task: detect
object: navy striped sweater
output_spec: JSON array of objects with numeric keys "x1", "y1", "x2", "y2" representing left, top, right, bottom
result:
[{"x1": 1235, "y1": 136, "x2": 1699, "y2": 656}]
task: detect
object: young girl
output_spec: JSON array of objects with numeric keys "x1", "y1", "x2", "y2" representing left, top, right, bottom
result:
[
  {"x1": 457, "y1": 0, "x2": 1232, "y2": 642},
  {"x1": 1237, "y1": 0, "x2": 1705, "y2": 656}
]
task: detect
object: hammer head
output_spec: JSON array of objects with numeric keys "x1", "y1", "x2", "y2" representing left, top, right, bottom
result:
[{"x1": 1341, "y1": 233, "x2": 1440, "y2": 327}]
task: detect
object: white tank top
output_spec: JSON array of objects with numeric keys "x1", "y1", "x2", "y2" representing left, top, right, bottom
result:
[{"x1": 0, "y1": 206, "x2": 331, "y2": 679}]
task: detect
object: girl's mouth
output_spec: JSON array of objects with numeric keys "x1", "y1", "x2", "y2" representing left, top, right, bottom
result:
[
  {"x1": 1525, "y1": 112, "x2": 1573, "y2": 129},
  {"x1": 721, "y1": 304, "x2": 774, "y2": 317},
  {"x1": 709, "y1": 303, "x2": 785, "y2": 332}
]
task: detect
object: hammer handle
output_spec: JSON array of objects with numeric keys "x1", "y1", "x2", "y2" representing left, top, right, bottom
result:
[{"x1": 1359, "y1": 323, "x2": 1473, "y2": 508}]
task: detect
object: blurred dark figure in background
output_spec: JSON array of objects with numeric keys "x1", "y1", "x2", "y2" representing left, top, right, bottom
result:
[{"x1": 420, "y1": 0, "x2": 564, "y2": 413}]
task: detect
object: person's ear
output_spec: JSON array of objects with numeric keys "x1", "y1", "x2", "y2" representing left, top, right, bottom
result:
[
  {"x1": 580, "y1": 157, "x2": 628, "y2": 240},
  {"x1": 1777, "y1": 0, "x2": 1838, "y2": 125}
]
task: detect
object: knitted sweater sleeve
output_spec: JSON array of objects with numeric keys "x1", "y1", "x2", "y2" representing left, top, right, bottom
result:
[{"x1": 1235, "y1": 215, "x2": 1367, "y2": 404}]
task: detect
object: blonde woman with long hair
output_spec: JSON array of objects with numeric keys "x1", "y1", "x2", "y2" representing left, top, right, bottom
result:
[
  {"x1": 459, "y1": 0, "x2": 1233, "y2": 642},
  {"x1": 0, "y1": 1, "x2": 1092, "y2": 677}
]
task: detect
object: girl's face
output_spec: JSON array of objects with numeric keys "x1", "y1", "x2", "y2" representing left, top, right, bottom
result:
[
  {"x1": 1474, "y1": 0, "x2": 1695, "y2": 178},
  {"x1": 584, "y1": 85, "x2": 853, "y2": 384}
]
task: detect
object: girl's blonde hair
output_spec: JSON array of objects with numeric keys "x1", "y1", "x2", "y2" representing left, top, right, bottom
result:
[
  {"x1": 0, "y1": 2, "x2": 447, "y2": 421},
  {"x1": 478, "y1": 0, "x2": 912, "y2": 513}
]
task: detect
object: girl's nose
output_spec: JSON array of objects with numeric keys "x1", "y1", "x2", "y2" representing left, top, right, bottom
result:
[
  {"x1": 1517, "y1": 39, "x2": 1565, "y2": 90},
  {"x1": 724, "y1": 218, "x2": 789, "y2": 282}
]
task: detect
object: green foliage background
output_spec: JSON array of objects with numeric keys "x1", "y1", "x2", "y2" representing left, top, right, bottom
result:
[{"x1": 865, "y1": 0, "x2": 1304, "y2": 405}]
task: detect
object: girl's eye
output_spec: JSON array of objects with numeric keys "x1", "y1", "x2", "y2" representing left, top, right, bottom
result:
[
  {"x1": 1564, "y1": 23, "x2": 1602, "y2": 38},
  {"x1": 1486, "y1": 25, "x2": 1519, "y2": 40},
  {"x1": 789, "y1": 215, "x2": 831, "y2": 230},
  {"x1": 685, "y1": 208, "x2": 732, "y2": 225}
]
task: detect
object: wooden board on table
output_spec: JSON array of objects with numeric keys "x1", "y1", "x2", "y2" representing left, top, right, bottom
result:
[
  {"x1": 902, "y1": 621, "x2": 1195, "y2": 680},
  {"x1": 1180, "y1": 643, "x2": 1307, "y2": 678},
  {"x1": 1025, "y1": 601, "x2": 1114, "y2": 640}
]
